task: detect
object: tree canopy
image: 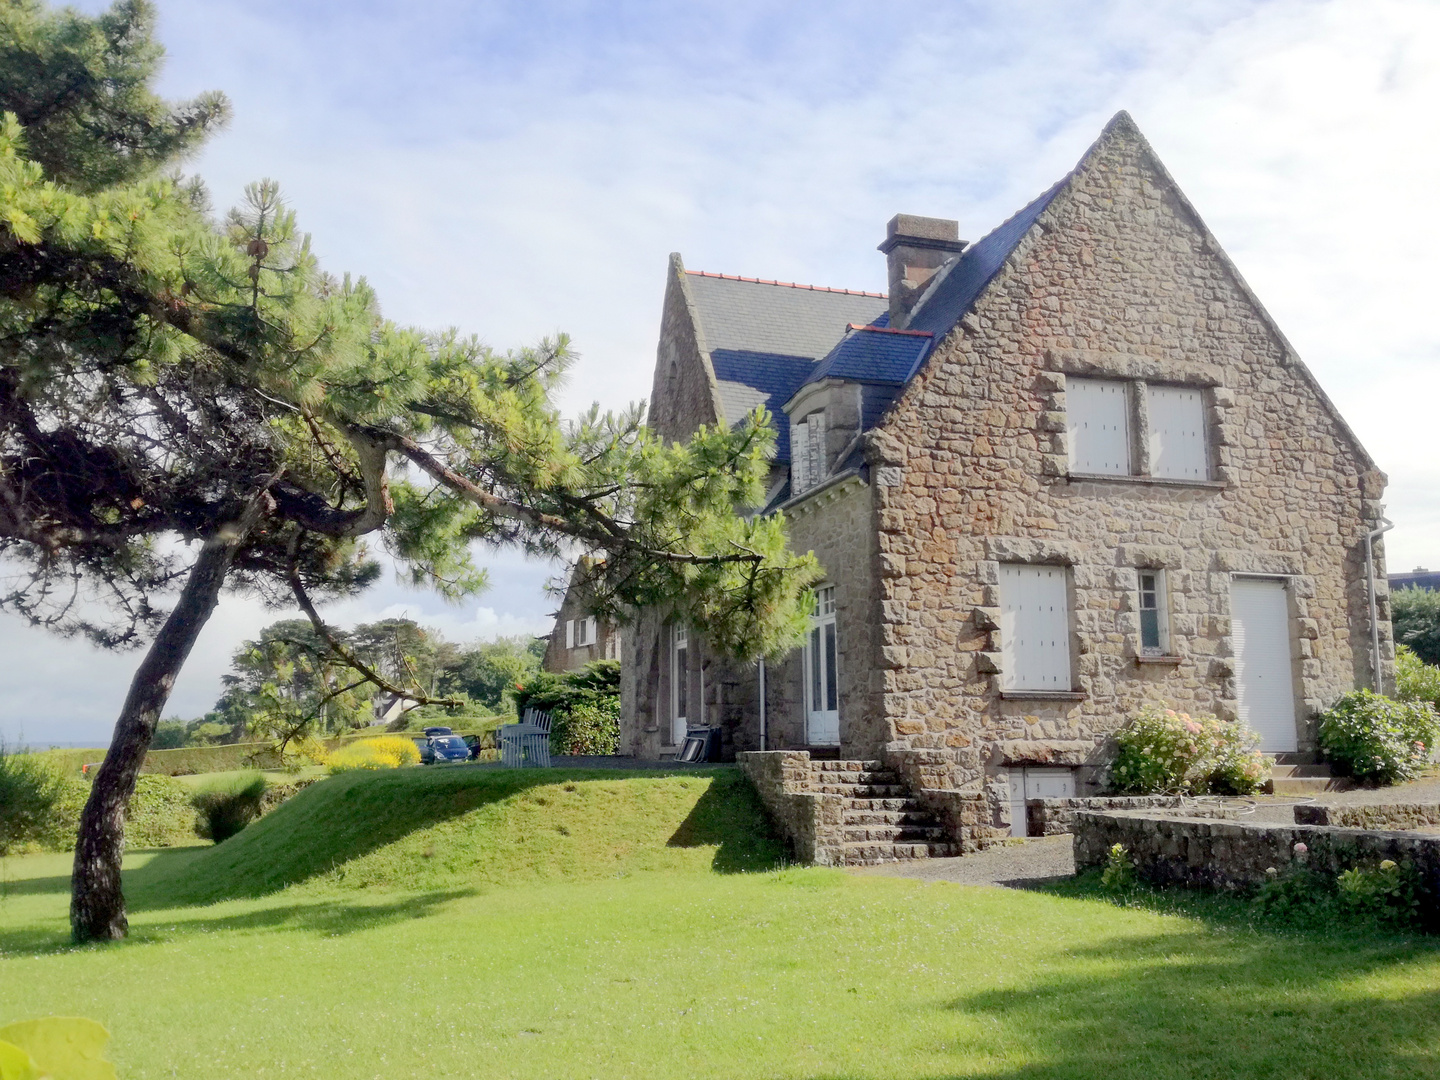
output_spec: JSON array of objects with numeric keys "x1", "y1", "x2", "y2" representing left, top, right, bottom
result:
[{"x1": 0, "y1": 0, "x2": 818, "y2": 941}]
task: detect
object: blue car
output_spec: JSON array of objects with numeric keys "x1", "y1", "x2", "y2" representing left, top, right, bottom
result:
[
  {"x1": 428, "y1": 734, "x2": 471, "y2": 763},
  {"x1": 413, "y1": 738, "x2": 435, "y2": 765}
]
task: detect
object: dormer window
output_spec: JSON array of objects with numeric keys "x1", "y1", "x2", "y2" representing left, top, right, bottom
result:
[{"x1": 790, "y1": 409, "x2": 827, "y2": 494}]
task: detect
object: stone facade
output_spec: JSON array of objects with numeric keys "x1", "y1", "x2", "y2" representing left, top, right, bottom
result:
[
  {"x1": 542, "y1": 567, "x2": 619, "y2": 674},
  {"x1": 622, "y1": 113, "x2": 1389, "y2": 844}
]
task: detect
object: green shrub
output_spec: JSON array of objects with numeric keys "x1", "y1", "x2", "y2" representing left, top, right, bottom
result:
[
  {"x1": 1254, "y1": 863, "x2": 1336, "y2": 924},
  {"x1": 551, "y1": 698, "x2": 620, "y2": 756},
  {"x1": 1100, "y1": 843, "x2": 1136, "y2": 892},
  {"x1": 192, "y1": 773, "x2": 268, "y2": 843},
  {"x1": 1109, "y1": 704, "x2": 1269, "y2": 795},
  {"x1": 0, "y1": 747, "x2": 66, "y2": 854},
  {"x1": 1395, "y1": 645, "x2": 1440, "y2": 712},
  {"x1": 1337, "y1": 859, "x2": 1426, "y2": 930},
  {"x1": 1392, "y1": 585, "x2": 1440, "y2": 667},
  {"x1": 1317, "y1": 689, "x2": 1438, "y2": 785}
]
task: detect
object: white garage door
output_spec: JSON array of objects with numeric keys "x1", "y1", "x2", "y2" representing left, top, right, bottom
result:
[{"x1": 1231, "y1": 578, "x2": 1297, "y2": 752}]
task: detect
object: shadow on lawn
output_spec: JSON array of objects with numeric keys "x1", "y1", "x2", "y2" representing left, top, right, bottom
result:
[
  {"x1": 799, "y1": 910, "x2": 1440, "y2": 1080},
  {"x1": 666, "y1": 769, "x2": 785, "y2": 873}
]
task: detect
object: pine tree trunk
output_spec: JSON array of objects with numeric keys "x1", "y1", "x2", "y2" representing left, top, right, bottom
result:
[{"x1": 70, "y1": 520, "x2": 256, "y2": 942}]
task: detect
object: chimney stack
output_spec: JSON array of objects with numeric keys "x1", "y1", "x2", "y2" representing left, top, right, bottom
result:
[{"x1": 878, "y1": 214, "x2": 966, "y2": 329}]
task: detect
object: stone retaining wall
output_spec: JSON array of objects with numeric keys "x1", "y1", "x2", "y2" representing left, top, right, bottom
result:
[
  {"x1": 736, "y1": 750, "x2": 845, "y2": 865},
  {"x1": 1073, "y1": 810, "x2": 1440, "y2": 893},
  {"x1": 1294, "y1": 803, "x2": 1440, "y2": 831},
  {"x1": 1026, "y1": 796, "x2": 1197, "y2": 836}
]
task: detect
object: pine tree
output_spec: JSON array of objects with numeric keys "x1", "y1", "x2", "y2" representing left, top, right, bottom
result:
[{"x1": 0, "y1": 0, "x2": 818, "y2": 941}]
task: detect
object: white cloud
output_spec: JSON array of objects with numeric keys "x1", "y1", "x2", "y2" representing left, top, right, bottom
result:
[{"x1": 12, "y1": 0, "x2": 1440, "y2": 742}]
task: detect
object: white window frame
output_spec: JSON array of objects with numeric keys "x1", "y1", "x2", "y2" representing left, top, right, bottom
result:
[
  {"x1": 573, "y1": 616, "x2": 596, "y2": 648},
  {"x1": 804, "y1": 586, "x2": 839, "y2": 745},
  {"x1": 670, "y1": 624, "x2": 688, "y2": 745},
  {"x1": 1066, "y1": 377, "x2": 1131, "y2": 476},
  {"x1": 1138, "y1": 570, "x2": 1168, "y2": 656},
  {"x1": 998, "y1": 564, "x2": 1072, "y2": 691}
]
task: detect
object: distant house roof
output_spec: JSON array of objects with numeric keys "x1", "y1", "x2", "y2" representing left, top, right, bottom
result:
[{"x1": 1390, "y1": 571, "x2": 1440, "y2": 593}]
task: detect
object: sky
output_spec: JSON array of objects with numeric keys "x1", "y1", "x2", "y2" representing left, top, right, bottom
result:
[{"x1": 7, "y1": 0, "x2": 1440, "y2": 745}]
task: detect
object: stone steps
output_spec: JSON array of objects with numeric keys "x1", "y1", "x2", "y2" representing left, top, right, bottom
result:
[
  {"x1": 1268, "y1": 763, "x2": 1349, "y2": 794},
  {"x1": 838, "y1": 841, "x2": 961, "y2": 865},
  {"x1": 817, "y1": 758, "x2": 955, "y2": 865},
  {"x1": 842, "y1": 824, "x2": 947, "y2": 843}
]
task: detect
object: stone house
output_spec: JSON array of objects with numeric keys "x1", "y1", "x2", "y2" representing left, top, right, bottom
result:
[
  {"x1": 542, "y1": 562, "x2": 620, "y2": 674},
  {"x1": 619, "y1": 112, "x2": 1392, "y2": 850}
]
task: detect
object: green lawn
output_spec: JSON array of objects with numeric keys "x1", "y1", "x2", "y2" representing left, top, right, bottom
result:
[{"x1": 2, "y1": 766, "x2": 1439, "y2": 1079}]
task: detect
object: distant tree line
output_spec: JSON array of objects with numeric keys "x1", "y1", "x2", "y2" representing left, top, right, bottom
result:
[{"x1": 152, "y1": 618, "x2": 549, "y2": 749}]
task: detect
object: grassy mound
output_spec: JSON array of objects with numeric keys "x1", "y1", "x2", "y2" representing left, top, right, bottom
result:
[{"x1": 140, "y1": 765, "x2": 780, "y2": 905}]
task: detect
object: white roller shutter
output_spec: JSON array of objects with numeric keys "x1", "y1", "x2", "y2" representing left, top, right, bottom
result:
[
  {"x1": 1231, "y1": 578, "x2": 1298, "y2": 752},
  {"x1": 1147, "y1": 385, "x2": 1208, "y2": 480},
  {"x1": 1067, "y1": 378, "x2": 1130, "y2": 475},
  {"x1": 999, "y1": 565, "x2": 1072, "y2": 690}
]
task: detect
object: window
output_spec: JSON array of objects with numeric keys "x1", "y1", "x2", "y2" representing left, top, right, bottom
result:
[
  {"x1": 566, "y1": 617, "x2": 596, "y2": 648},
  {"x1": 1065, "y1": 377, "x2": 1210, "y2": 481},
  {"x1": 1138, "y1": 571, "x2": 1167, "y2": 655},
  {"x1": 998, "y1": 565, "x2": 1072, "y2": 690},
  {"x1": 804, "y1": 586, "x2": 839, "y2": 745},
  {"x1": 670, "y1": 624, "x2": 688, "y2": 744},
  {"x1": 790, "y1": 410, "x2": 827, "y2": 494},
  {"x1": 1066, "y1": 378, "x2": 1131, "y2": 475},
  {"x1": 1146, "y1": 386, "x2": 1208, "y2": 480}
]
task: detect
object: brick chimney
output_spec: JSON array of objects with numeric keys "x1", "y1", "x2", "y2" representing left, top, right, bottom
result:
[{"x1": 878, "y1": 214, "x2": 967, "y2": 329}]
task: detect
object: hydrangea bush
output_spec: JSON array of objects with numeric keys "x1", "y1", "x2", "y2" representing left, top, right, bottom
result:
[
  {"x1": 1109, "y1": 704, "x2": 1270, "y2": 795},
  {"x1": 1317, "y1": 689, "x2": 1438, "y2": 785}
]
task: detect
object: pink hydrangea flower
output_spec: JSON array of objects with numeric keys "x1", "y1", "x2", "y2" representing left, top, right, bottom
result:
[{"x1": 1293, "y1": 842, "x2": 1308, "y2": 855}]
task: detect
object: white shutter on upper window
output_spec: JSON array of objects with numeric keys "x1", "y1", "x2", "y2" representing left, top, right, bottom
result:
[
  {"x1": 1066, "y1": 378, "x2": 1131, "y2": 475},
  {"x1": 586, "y1": 617, "x2": 597, "y2": 646},
  {"x1": 807, "y1": 411, "x2": 826, "y2": 486},
  {"x1": 1147, "y1": 385, "x2": 1208, "y2": 480},
  {"x1": 998, "y1": 564, "x2": 1072, "y2": 690},
  {"x1": 790, "y1": 417, "x2": 808, "y2": 493},
  {"x1": 565, "y1": 619, "x2": 575, "y2": 649}
]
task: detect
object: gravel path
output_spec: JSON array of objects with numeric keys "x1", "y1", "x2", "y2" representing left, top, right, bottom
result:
[{"x1": 851, "y1": 834, "x2": 1076, "y2": 887}]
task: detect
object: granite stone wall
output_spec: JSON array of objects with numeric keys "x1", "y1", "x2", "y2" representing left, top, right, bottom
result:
[
  {"x1": 736, "y1": 751, "x2": 846, "y2": 865},
  {"x1": 868, "y1": 115, "x2": 1388, "y2": 792},
  {"x1": 1295, "y1": 803, "x2": 1440, "y2": 831},
  {"x1": 1073, "y1": 810, "x2": 1440, "y2": 893}
]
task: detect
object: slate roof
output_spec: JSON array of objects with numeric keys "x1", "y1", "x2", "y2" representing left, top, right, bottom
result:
[
  {"x1": 904, "y1": 180, "x2": 1067, "y2": 343},
  {"x1": 685, "y1": 272, "x2": 887, "y2": 359},
  {"x1": 802, "y1": 326, "x2": 933, "y2": 389},
  {"x1": 709, "y1": 349, "x2": 815, "y2": 461},
  {"x1": 684, "y1": 175, "x2": 1070, "y2": 470}
]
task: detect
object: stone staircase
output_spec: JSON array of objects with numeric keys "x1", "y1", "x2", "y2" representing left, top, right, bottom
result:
[
  {"x1": 1269, "y1": 762, "x2": 1347, "y2": 795},
  {"x1": 812, "y1": 759, "x2": 960, "y2": 865}
]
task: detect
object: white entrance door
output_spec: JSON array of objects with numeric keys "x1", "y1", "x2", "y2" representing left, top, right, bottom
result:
[
  {"x1": 805, "y1": 586, "x2": 839, "y2": 746},
  {"x1": 1231, "y1": 578, "x2": 1298, "y2": 752},
  {"x1": 1008, "y1": 768, "x2": 1075, "y2": 838}
]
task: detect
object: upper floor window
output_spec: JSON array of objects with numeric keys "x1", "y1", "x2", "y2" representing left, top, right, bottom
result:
[
  {"x1": 790, "y1": 410, "x2": 827, "y2": 494},
  {"x1": 1066, "y1": 377, "x2": 1209, "y2": 481},
  {"x1": 566, "y1": 617, "x2": 597, "y2": 648}
]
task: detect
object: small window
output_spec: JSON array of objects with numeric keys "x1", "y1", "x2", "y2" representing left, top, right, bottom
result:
[
  {"x1": 1146, "y1": 385, "x2": 1208, "y2": 480},
  {"x1": 574, "y1": 617, "x2": 595, "y2": 647},
  {"x1": 1139, "y1": 571, "x2": 1167, "y2": 656},
  {"x1": 998, "y1": 564, "x2": 1072, "y2": 690},
  {"x1": 1066, "y1": 378, "x2": 1130, "y2": 476}
]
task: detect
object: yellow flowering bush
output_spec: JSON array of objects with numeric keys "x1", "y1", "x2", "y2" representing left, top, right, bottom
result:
[
  {"x1": 326, "y1": 736, "x2": 421, "y2": 774},
  {"x1": 1110, "y1": 704, "x2": 1270, "y2": 795}
]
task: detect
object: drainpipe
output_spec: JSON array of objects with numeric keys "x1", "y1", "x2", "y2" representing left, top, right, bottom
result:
[
  {"x1": 1365, "y1": 516, "x2": 1395, "y2": 691},
  {"x1": 758, "y1": 658, "x2": 767, "y2": 751}
]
